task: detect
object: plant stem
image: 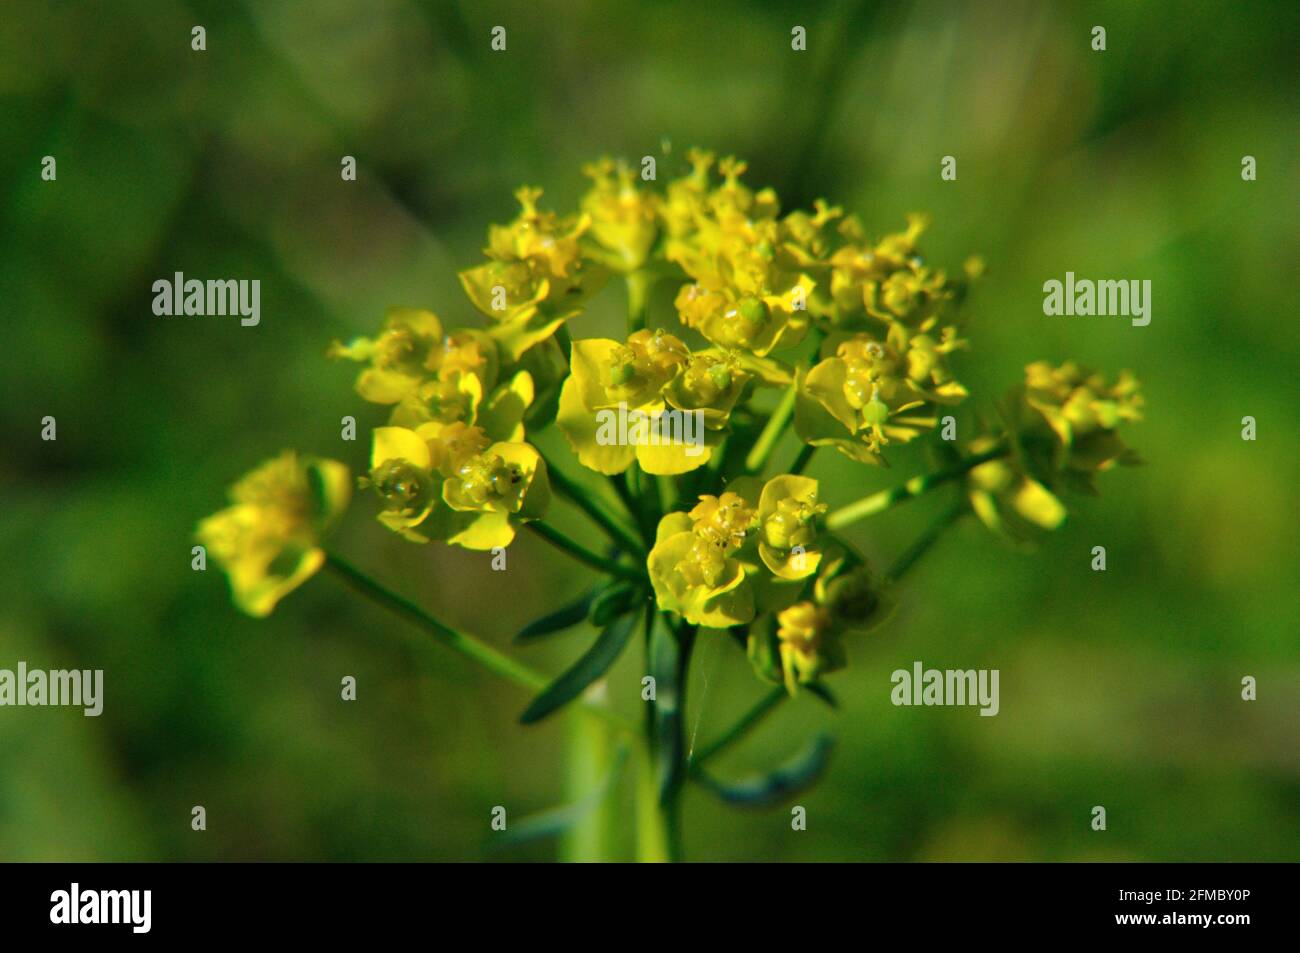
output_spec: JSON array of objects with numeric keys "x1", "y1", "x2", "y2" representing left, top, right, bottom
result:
[
  {"x1": 324, "y1": 552, "x2": 633, "y2": 732},
  {"x1": 554, "y1": 324, "x2": 573, "y2": 366},
  {"x1": 887, "y1": 500, "x2": 965, "y2": 582},
  {"x1": 526, "y1": 521, "x2": 644, "y2": 583},
  {"x1": 823, "y1": 441, "x2": 1008, "y2": 531},
  {"x1": 547, "y1": 462, "x2": 646, "y2": 557},
  {"x1": 560, "y1": 709, "x2": 618, "y2": 862},
  {"x1": 790, "y1": 443, "x2": 817, "y2": 476},
  {"x1": 688, "y1": 685, "x2": 786, "y2": 771},
  {"x1": 324, "y1": 552, "x2": 548, "y2": 691},
  {"x1": 660, "y1": 621, "x2": 695, "y2": 860},
  {"x1": 634, "y1": 737, "x2": 672, "y2": 862},
  {"x1": 626, "y1": 270, "x2": 652, "y2": 335},
  {"x1": 744, "y1": 382, "x2": 798, "y2": 474}
]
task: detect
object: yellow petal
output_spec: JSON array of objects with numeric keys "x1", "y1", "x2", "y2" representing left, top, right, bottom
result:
[
  {"x1": 371, "y1": 426, "x2": 433, "y2": 470},
  {"x1": 556, "y1": 375, "x2": 635, "y2": 474}
]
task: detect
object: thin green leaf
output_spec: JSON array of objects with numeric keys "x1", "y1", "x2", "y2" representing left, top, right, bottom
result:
[
  {"x1": 518, "y1": 612, "x2": 639, "y2": 724},
  {"x1": 694, "y1": 733, "x2": 835, "y2": 807},
  {"x1": 803, "y1": 681, "x2": 839, "y2": 709},
  {"x1": 650, "y1": 619, "x2": 694, "y2": 803},
  {"x1": 514, "y1": 588, "x2": 598, "y2": 643}
]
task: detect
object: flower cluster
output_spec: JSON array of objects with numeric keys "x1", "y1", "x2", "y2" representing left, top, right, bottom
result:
[
  {"x1": 557, "y1": 328, "x2": 748, "y2": 474},
  {"x1": 196, "y1": 451, "x2": 350, "y2": 616},
  {"x1": 328, "y1": 305, "x2": 551, "y2": 550},
  {"x1": 458, "y1": 187, "x2": 608, "y2": 360},
  {"x1": 198, "y1": 150, "x2": 1143, "y2": 707},
  {"x1": 647, "y1": 475, "x2": 826, "y2": 628},
  {"x1": 965, "y1": 361, "x2": 1144, "y2": 542}
]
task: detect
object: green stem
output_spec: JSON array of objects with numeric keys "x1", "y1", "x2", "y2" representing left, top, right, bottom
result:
[
  {"x1": 789, "y1": 443, "x2": 817, "y2": 476},
  {"x1": 635, "y1": 737, "x2": 672, "y2": 862},
  {"x1": 324, "y1": 552, "x2": 633, "y2": 732},
  {"x1": 547, "y1": 462, "x2": 646, "y2": 557},
  {"x1": 744, "y1": 382, "x2": 798, "y2": 474},
  {"x1": 744, "y1": 328, "x2": 824, "y2": 476},
  {"x1": 559, "y1": 710, "x2": 618, "y2": 862},
  {"x1": 324, "y1": 552, "x2": 548, "y2": 691},
  {"x1": 887, "y1": 501, "x2": 965, "y2": 582},
  {"x1": 659, "y1": 621, "x2": 695, "y2": 859},
  {"x1": 526, "y1": 521, "x2": 644, "y2": 583},
  {"x1": 554, "y1": 324, "x2": 573, "y2": 365},
  {"x1": 688, "y1": 685, "x2": 786, "y2": 771},
  {"x1": 626, "y1": 270, "x2": 652, "y2": 335},
  {"x1": 823, "y1": 442, "x2": 1008, "y2": 531}
]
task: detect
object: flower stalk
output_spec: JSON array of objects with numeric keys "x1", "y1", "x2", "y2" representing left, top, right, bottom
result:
[{"x1": 824, "y1": 441, "x2": 1009, "y2": 531}]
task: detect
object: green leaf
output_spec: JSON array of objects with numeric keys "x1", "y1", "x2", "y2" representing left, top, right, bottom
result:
[
  {"x1": 514, "y1": 588, "x2": 598, "y2": 643},
  {"x1": 803, "y1": 681, "x2": 839, "y2": 709},
  {"x1": 589, "y1": 582, "x2": 639, "y2": 627},
  {"x1": 518, "y1": 612, "x2": 639, "y2": 724},
  {"x1": 694, "y1": 733, "x2": 835, "y2": 807},
  {"x1": 489, "y1": 746, "x2": 627, "y2": 849},
  {"x1": 650, "y1": 618, "x2": 694, "y2": 803}
]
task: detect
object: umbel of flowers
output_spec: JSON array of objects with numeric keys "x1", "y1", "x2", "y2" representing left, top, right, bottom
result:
[{"x1": 197, "y1": 150, "x2": 1144, "y2": 857}]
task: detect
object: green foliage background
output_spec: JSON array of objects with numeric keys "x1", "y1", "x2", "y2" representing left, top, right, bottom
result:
[{"x1": 1, "y1": 0, "x2": 1296, "y2": 861}]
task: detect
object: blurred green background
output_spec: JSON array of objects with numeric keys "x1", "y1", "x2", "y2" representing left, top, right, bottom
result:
[{"x1": 1, "y1": 0, "x2": 1297, "y2": 861}]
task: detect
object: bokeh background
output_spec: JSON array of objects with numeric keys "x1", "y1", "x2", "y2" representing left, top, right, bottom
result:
[{"x1": 1, "y1": 0, "x2": 1296, "y2": 861}]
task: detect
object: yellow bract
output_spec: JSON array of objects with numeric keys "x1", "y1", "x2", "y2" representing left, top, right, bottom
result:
[
  {"x1": 556, "y1": 330, "x2": 744, "y2": 475},
  {"x1": 646, "y1": 475, "x2": 828, "y2": 628},
  {"x1": 365, "y1": 424, "x2": 549, "y2": 550},
  {"x1": 458, "y1": 187, "x2": 608, "y2": 360},
  {"x1": 795, "y1": 324, "x2": 967, "y2": 465},
  {"x1": 197, "y1": 452, "x2": 351, "y2": 617}
]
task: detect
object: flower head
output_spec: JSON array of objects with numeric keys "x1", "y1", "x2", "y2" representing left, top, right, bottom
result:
[
  {"x1": 459, "y1": 187, "x2": 608, "y2": 359},
  {"x1": 556, "y1": 330, "x2": 744, "y2": 475},
  {"x1": 581, "y1": 158, "x2": 661, "y2": 271},
  {"x1": 647, "y1": 486, "x2": 758, "y2": 627},
  {"x1": 795, "y1": 325, "x2": 967, "y2": 464},
  {"x1": 365, "y1": 424, "x2": 548, "y2": 550},
  {"x1": 197, "y1": 452, "x2": 351, "y2": 616}
]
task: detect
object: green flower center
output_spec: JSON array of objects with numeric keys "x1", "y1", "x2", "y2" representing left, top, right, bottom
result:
[
  {"x1": 454, "y1": 454, "x2": 525, "y2": 507},
  {"x1": 370, "y1": 459, "x2": 434, "y2": 516}
]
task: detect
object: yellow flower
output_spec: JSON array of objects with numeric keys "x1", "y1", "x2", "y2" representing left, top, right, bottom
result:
[
  {"x1": 646, "y1": 474, "x2": 830, "y2": 627},
  {"x1": 746, "y1": 548, "x2": 893, "y2": 691},
  {"x1": 458, "y1": 187, "x2": 608, "y2": 360},
  {"x1": 965, "y1": 435, "x2": 1068, "y2": 543},
  {"x1": 365, "y1": 424, "x2": 549, "y2": 550},
  {"x1": 328, "y1": 307, "x2": 451, "y2": 405},
  {"x1": 818, "y1": 214, "x2": 971, "y2": 330},
  {"x1": 647, "y1": 488, "x2": 759, "y2": 627},
  {"x1": 580, "y1": 158, "x2": 661, "y2": 271},
  {"x1": 775, "y1": 602, "x2": 841, "y2": 692},
  {"x1": 755, "y1": 475, "x2": 825, "y2": 579},
  {"x1": 330, "y1": 310, "x2": 508, "y2": 436},
  {"x1": 556, "y1": 330, "x2": 734, "y2": 475},
  {"x1": 197, "y1": 452, "x2": 351, "y2": 617},
  {"x1": 987, "y1": 360, "x2": 1145, "y2": 502},
  {"x1": 659, "y1": 154, "x2": 812, "y2": 356},
  {"x1": 794, "y1": 325, "x2": 966, "y2": 464}
]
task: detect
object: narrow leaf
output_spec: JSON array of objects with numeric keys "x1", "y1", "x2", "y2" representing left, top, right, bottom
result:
[
  {"x1": 650, "y1": 619, "x2": 693, "y2": 803},
  {"x1": 514, "y1": 588, "x2": 598, "y2": 643},
  {"x1": 803, "y1": 681, "x2": 839, "y2": 709},
  {"x1": 518, "y1": 612, "x2": 638, "y2": 724},
  {"x1": 695, "y1": 733, "x2": 835, "y2": 807}
]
